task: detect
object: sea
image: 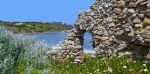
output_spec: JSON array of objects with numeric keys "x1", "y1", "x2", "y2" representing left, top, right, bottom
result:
[{"x1": 30, "y1": 32, "x2": 95, "y2": 53}]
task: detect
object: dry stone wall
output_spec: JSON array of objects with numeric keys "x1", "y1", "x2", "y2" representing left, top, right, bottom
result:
[{"x1": 47, "y1": 0, "x2": 150, "y2": 63}]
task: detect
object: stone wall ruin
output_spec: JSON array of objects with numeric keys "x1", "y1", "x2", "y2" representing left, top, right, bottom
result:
[{"x1": 47, "y1": 0, "x2": 150, "y2": 63}]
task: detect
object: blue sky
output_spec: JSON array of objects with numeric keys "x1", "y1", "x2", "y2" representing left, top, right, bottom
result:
[{"x1": 0, "y1": 0, "x2": 95, "y2": 25}]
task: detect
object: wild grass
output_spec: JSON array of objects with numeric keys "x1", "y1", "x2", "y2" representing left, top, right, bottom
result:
[{"x1": 51, "y1": 55, "x2": 150, "y2": 74}]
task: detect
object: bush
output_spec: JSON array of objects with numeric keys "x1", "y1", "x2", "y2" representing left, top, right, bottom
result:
[{"x1": 0, "y1": 26, "x2": 51, "y2": 74}]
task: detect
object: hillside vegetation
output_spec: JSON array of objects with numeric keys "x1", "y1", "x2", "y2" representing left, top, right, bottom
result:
[{"x1": 0, "y1": 21, "x2": 73, "y2": 34}]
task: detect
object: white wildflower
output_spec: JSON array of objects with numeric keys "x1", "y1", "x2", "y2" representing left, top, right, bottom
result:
[
  {"x1": 143, "y1": 64, "x2": 147, "y2": 67},
  {"x1": 123, "y1": 66, "x2": 127, "y2": 69},
  {"x1": 103, "y1": 70, "x2": 106, "y2": 72},
  {"x1": 133, "y1": 61, "x2": 136, "y2": 63},
  {"x1": 108, "y1": 67, "x2": 113, "y2": 73},
  {"x1": 143, "y1": 69, "x2": 148, "y2": 72},
  {"x1": 96, "y1": 69, "x2": 100, "y2": 72}
]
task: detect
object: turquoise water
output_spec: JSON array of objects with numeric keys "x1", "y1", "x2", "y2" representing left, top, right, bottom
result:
[{"x1": 31, "y1": 32, "x2": 93, "y2": 50}]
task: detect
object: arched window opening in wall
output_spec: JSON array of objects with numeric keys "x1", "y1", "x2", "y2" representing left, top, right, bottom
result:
[{"x1": 83, "y1": 32, "x2": 95, "y2": 54}]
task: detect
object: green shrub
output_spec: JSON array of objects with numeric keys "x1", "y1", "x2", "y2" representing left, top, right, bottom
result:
[{"x1": 0, "y1": 26, "x2": 51, "y2": 74}]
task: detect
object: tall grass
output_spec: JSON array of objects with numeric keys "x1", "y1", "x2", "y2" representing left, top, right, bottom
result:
[{"x1": 0, "y1": 26, "x2": 51, "y2": 74}]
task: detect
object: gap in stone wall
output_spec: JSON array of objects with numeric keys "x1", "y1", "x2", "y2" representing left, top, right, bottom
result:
[{"x1": 83, "y1": 32, "x2": 95, "y2": 53}]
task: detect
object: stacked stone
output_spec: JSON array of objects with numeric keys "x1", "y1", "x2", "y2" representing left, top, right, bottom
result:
[
  {"x1": 63, "y1": 28, "x2": 85, "y2": 63},
  {"x1": 110, "y1": 0, "x2": 150, "y2": 58},
  {"x1": 89, "y1": 0, "x2": 116, "y2": 58},
  {"x1": 111, "y1": 0, "x2": 150, "y2": 45},
  {"x1": 47, "y1": 0, "x2": 150, "y2": 63}
]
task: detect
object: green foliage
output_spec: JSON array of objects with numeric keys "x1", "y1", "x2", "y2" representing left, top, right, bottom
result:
[
  {"x1": 0, "y1": 21, "x2": 73, "y2": 34},
  {"x1": 51, "y1": 56, "x2": 150, "y2": 74},
  {"x1": 0, "y1": 26, "x2": 51, "y2": 74}
]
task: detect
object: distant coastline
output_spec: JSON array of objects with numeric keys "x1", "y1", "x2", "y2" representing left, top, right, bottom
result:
[
  {"x1": 0, "y1": 20, "x2": 73, "y2": 34},
  {"x1": 27, "y1": 30, "x2": 68, "y2": 35}
]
